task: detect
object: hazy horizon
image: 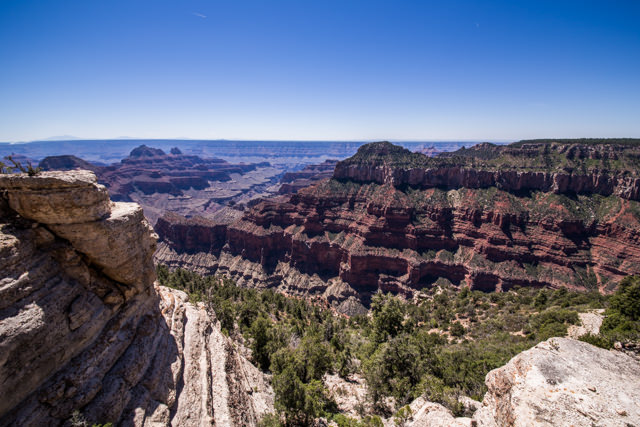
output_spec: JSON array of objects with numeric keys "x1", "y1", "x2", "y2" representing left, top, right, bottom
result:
[{"x1": 2, "y1": 136, "x2": 512, "y2": 145}]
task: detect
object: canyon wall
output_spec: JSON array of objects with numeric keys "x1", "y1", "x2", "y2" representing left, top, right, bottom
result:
[
  {"x1": 0, "y1": 171, "x2": 272, "y2": 426},
  {"x1": 334, "y1": 141, "x2": 640, "y2": 200},
  {"x1": 334, "y1": 162, "x2": 640, "y2": 200},
  {"x1": 155, "y1": 142, "x2": 640, "y2": 313}
]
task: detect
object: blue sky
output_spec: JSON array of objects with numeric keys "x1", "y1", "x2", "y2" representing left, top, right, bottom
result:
[{"x1": 1, "y1": 0, "x2": 639, "y2": 142}]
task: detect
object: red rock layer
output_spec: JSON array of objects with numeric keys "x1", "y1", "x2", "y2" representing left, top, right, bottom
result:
[
  {"x1": 278, "y1": 160, "x2": 338, "y2": 194},
  {"x1": 156, "y1": 181, "x2": 640, "y2": 305},
  {"x1": 155, "y1": 209, "x2": 242, "y2": 255},
  {"x1": 155, "y1": 142, "x2": 640, "y2": 304}
]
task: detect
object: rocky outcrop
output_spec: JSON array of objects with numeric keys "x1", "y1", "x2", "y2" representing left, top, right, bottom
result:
[
  {"x1": 0, "y1": 171, "x2": 272, "y2": 426},
  {"x1": 473, "y1": 337, "x2": 640, "y2": 426},
  {"x1": 38, "y1": 155, "x2": 102, "y2": 173},
  {"x1": 401, "y1": 338, "x2": 640, "y2": 426},
  {"x1": 1, "y1": 170, "x2": 113, "y2": 224},
  {"x1": 128, "y1": 145, "x2": 166, "y2": 158},
  {"x1": 567, "y1": 310, "x2": 604, "y2": 338}
]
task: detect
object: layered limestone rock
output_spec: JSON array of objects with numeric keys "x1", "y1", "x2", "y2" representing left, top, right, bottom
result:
[
  {"x1": 1, "y1": 170, "x2": 112, "y2": 224},
  {"x1": 0, "y1": 171, "x2": 272, "y2": 426}
]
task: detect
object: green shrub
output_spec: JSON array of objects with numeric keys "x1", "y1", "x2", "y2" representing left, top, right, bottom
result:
[
  {"x1": 578, "y1": 333, "x2": 613, "y2": 349},
  {"x1": 258, "y1": 413, "x2": 283, "y2": 427},
  {"x1": 530, "y1": 307, "x2": 579, "y2": 340},
  {"x1": 370, "y1": 293, "x2": 405, "y2": 343},
  {"x1": 608, "y1": 276, "x2": 640, "y2": 321},
  {"x1": 450, "y1": 321, "x2": 465, "y2": 337}
]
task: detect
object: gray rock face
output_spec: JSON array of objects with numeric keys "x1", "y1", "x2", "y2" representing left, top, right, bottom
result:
[
  {"x1": 49, "y1": 202, "x2": 157, "y2": 291},
  {"x1": 473, "y1": 337, "x2": 640, "y2": 426},
  {"x1": 0, "y1": 171, "x2": 272, "y2": 426}
]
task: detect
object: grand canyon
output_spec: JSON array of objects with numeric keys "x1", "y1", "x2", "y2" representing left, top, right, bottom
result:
[
  {"x1": 1, "y1": 139, "x2": 639, "y2": 426},
  {"x1": 3, "y1": 2, "x2": 639, "y2": 425}
]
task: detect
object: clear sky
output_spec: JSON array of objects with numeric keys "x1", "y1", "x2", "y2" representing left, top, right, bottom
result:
[{"x1": 1, "y1": 0, "x2": 639, "y2": 142}]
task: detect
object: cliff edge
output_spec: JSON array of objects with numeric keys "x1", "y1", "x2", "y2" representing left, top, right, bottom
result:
[{"x1": 0, "y1": 171, "x2": 272, "y2": 426}]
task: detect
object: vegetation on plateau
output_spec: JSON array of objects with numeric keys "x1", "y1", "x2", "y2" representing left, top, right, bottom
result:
[
  {"x1": 156, "y1": 266, "x2": 639, "y2": 426},
  {"x1": 341, "y1": 140, "x2": 640, "y2": 175},
  {"x1": 511, "y1": 138, "x2": 640, "y2": 147}
]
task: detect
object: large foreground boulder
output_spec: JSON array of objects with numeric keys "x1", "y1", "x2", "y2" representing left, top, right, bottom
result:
[
  {"x1": 406, "y1": 337, "x2": 640, "y2": 426},
  {"x1": 473, "y1": 337, "x2": 640, "y2": 426}
]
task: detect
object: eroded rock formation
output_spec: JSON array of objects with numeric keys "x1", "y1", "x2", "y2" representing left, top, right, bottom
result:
[
  {"x1": 40, "y1": 145, "x2": 283, "y2": 225},
  {"x1": 0, "y1": 171, "x2": 272, "y2": 426},
  {"x1": 155, "y1": 142, "x2": 640, "y2": 313}
]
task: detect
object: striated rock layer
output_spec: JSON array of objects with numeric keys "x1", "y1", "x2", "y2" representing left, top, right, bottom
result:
[
  {"x1": 277, "y1": 159, "x2": 338, "y2": 194},
  {"x1": 0, "y1": 171, "x2": 272, "y2": 426},
  {"x1": 337, "y1": 141, "x2": 640, "y2": 200},
  {"x1": 155, "y1": 142, "x2": 640, "y2": 312}
]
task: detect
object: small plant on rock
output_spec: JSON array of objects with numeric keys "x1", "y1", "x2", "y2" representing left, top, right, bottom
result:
[
  {"x1": 4, "y1": 155, "x2": 42, "y2": 176},
  {"x1": 0, "y1": 160, "x2": 15, "y2": 174},
  {"x1": 393, "y1": 405, "x2": 413, "y2": 427}
]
